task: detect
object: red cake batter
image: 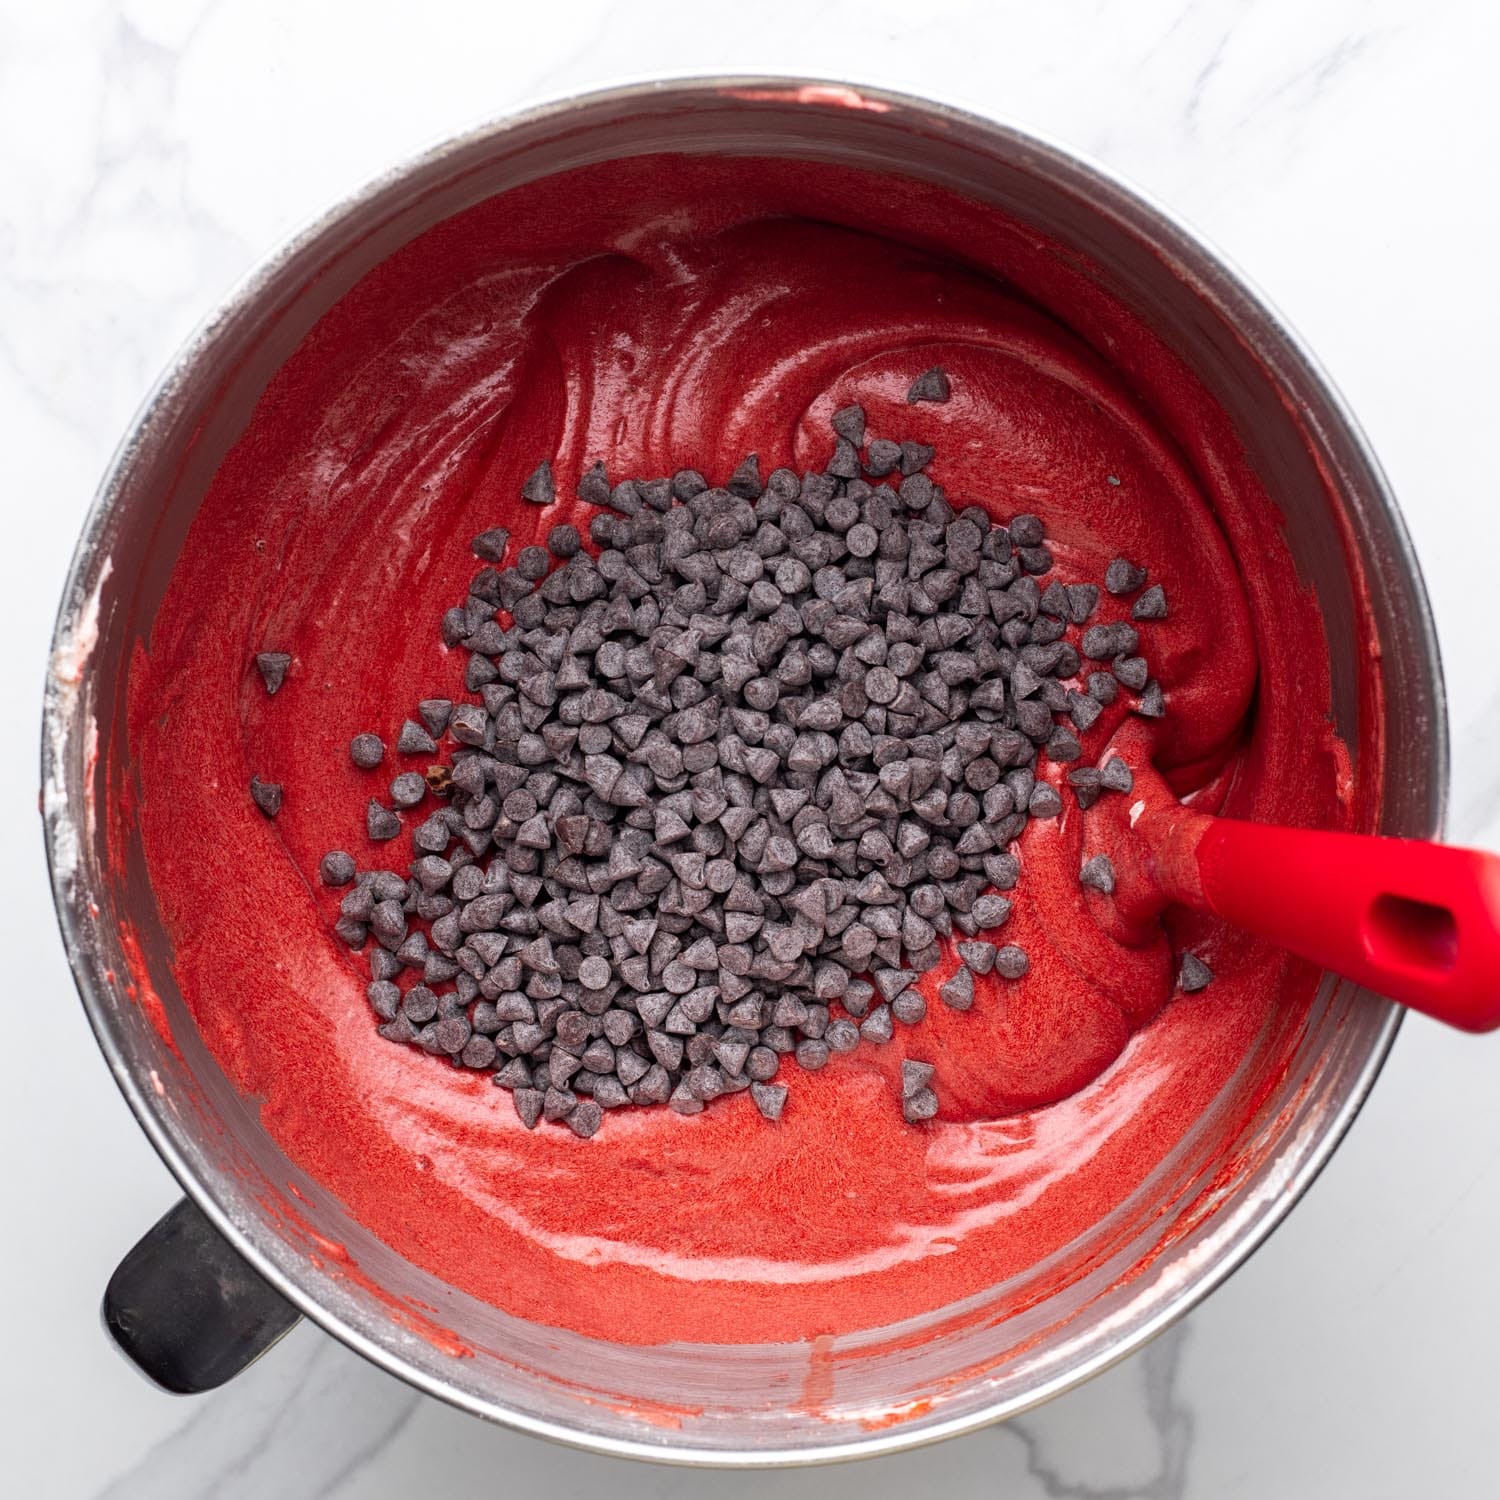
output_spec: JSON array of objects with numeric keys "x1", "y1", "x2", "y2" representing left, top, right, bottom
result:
[{"x1": 127, "y1": 154, "x2": 1364, "y2": 1346}]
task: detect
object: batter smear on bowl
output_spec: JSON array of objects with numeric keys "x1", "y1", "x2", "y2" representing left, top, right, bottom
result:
[{"x1": 129, "y1": 154, "x2": 1357, "y2": 1346}]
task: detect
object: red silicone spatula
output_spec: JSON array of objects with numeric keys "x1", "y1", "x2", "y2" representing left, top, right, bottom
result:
[{"x1": 1112, "y1": 794, "x2": 1500, "y2": 1033}]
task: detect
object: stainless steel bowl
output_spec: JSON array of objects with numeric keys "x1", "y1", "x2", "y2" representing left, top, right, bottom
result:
[{"x1": 41, "y1": 77, "x2": 1444, "y2": 1465}]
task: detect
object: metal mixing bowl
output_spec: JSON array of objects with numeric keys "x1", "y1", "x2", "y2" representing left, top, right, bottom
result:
[{"x1": 41, "y1": 77, "x2": 1444, "y2": 1464}]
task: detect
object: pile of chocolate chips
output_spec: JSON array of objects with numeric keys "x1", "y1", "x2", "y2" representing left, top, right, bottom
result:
[{"x1": 256, "y1": 376, "x2": 1195, "y2": 1137}]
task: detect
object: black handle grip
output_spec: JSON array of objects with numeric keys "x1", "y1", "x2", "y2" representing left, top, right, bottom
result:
[{"x1": 103, "y1": 1197, "x2": 302, "y2": 1393}]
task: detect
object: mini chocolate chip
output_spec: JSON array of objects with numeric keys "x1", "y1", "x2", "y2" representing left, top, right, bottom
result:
[
  {"x1": 367, "y1": 800, "x2": 401, "y2": 841},
  {"x1": 1137, "y1": 680, "x2": 1166, "y2": 718},
  {"x1": 418, "y1": 698, "x2": 453, "y2": 737},
  {"x1": 727, "y1": 453, "x2": 763, "y2": 499},
  {"x1": 938, "y1": 968, "x2": 973, "y2": 1010},
  {"x1": 250, "y1": 777, "x2": 283, "y2": 818},
  {"x1": 1009, "y1": 514, "x2": 1045, "y2": 547},
  {"x1": 1105, "y1": 558, "x2": 1147, "y2": 595},
  {"x1": 390, "y1": 772, "x2": 427, "y2": 808},
  {"x1": 751, "y1": 1081, "x2": 788, "y2": 1121},
  {"x1": 521, "y1": 460, "x2": 555, "y2": 505},
  {"x1": 865, "y1": 438, "x2": 902, "y2": 477},
  {"x1": 1112, "y1": 655, "x2": 1149, "y2": 690},
  {"x1": 1179, "y1": 952, "x2": 1214, "y2": 992},
  {"x1": 1080, "y1": 854, "x2": 1116, "y2": 894},
  {"x1": 516, "y1": 545, "x2": 550, "y2": 581},
  {"x1": 902, "y1": 1087, "x2": 939, "y2": 1122},
  {"x1": 972, "y1": 894, "x2": 1011, "y2": 928},
  {"x1": 472, "y1": 527, "x2": 510, "y2": 562},
  {"x1": 350, "y1": 733, "x2": 385, "y2": 769},
  {"x1": 511, "y1": 1088, "x2": 545, "y2": 1129},
  {"x1": 254, "y1": 651, "x2": 291, "y2": 695},
  {"x1": 907, "y1": 368, "x2": 951, "y2": 404},
  {"x1": 547, "y1": 524, "x2": 582, "y2": 558},
  {"x1": 795, "y1": 1038, "x2": 830, "y2": 1071},
  {"x1": 1132, "y1": 584, "x2": 1168, "y2": 620},
  {"x1": 831, "y1": 403, "x2": 866, "y2": 446},
  {"x1": 891, "y1": 990, "x2": 926, "y2": 1025},
  {"x1": 1029, "y1": 783, "x2": 1062, "y2": 818},
  {"x1": 320, "y1": 850, "x2": 356, "y2": 886},
  {"x1": 994, "y1": 945, "x2": 1029, "y2": 980},
  {"x1": 1100, "y1": 757, "x2": 1134, "y2": 794},
  {"x1": 397, "y1": 720, "x2": 438, "y2": 756},
  {"x1": 957, "y1": 939, "x2": 996, "y2": 974},
  {"x1": 578, "y1": 461, "x2": 611, "y2": 506}
]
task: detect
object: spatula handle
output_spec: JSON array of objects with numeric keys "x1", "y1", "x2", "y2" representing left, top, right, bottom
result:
[{"x1": 1192, "y1": 820, "x2": 1500, "y2": 1032}]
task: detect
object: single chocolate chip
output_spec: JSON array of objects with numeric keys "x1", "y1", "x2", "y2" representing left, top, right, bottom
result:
[
  {"x1": 390, "y1": 772, "x2": 427, "y2": 809},
  {"x1": 751, "y1": 1081, "x2": 788, "y2": 1121},
  {"x1": 1100, "y1": 757, "x2": 1134, "y2": 794},
  {"x1": 320, "y1": 850, "x2": 356, "y2": 886},
  {"x1": 1009, "y1": 514, "x2": 1045, "y2": 547},
  {"x1": 957, "y1": 940, "x2": 996, "y2": 974},
  {"x1": 907, "y1": 368, "x2": 951, "y2": 404},
  {"x1": 1112, "y1": 655, "x2": 1149, "y2": 690},
  {"x1": 938, "y1": 968, "x2": 974, "y2": 1010},
  {"x1": 255, "y1": 651, "x2": 291, "y2": 695},
  {"x1": 516, "y1": 545, "x2": 550, "y2": 581},
  {"x1": 727, "y1": 453, "x2": 763, "y2": 499},
  {"x1": 891, "y1": 990, "x2": 926, "y2": 1025},
  {"x1": 350, "y1": 733, "x2": 385, "y2": 769},
  {"x1": 825, "y1": 1018, "x2": 860, "y2": 1052},
  {"x1": 1179, "y1": 952, "x2": 1214, "y2": 992},
  {"x1": 972, "y1": 894, "x2": 1011, "y2": 928},
  {"x1": 795, "y1": 1038, "x2": 830, "y2": 1071},
  {"x1": 417, "y1": 699, "x2": 452, "y2": 738},
  {"x1": 1137, "y1": 680, "x2": 1166, "y2": 718},
  {"x1": 569, "y1": 1100, "x2": 604, "y2": 1137},
  {"x1": 865, "y1": 438, "x2": 902, "y2": 477},
  {"x1": 547, "y1": 524, "x2": 582, "y2": 559},
  {"x1": 367, "y1": 800, "x2": 401, "y2": 841},
  {"x1": 578, "y1": 461, "x2": 611, "y2": 506},
  {"x1": 250, "y1": 777, "x2": 283, "y2": 818},
  {"x1": 521, "y1": 460, "x2": 555, "y2": 505},
  {"x1": 994, "y1": 945, "x2": 1030, "y2": 980},
  {"x1": 472, "y1": 527, "x2": 510, "y2": 562},
  {"x1": 827, "y1": 437, "x2": 861, "y2": 480},
  {"x1": 511, "y1": 1087, "x2": 545, "y2": 1129},
  {"x1": 1105, "y1": 558, "x2": 1147, "y2": 595},
  {"x1": 397, "y1": 720, "x2": 438, "y2": 756},
  {"x1": 1029, "y1": 783, "x2": 1062, "y2": 819},
  {"x1": 449, "y1": 705, "x2": 487, "y2": 746},
  {"x1": 578, "y1": 955, "x2": 611, "y2": 989},
  {"x1": 1087, "y1": 671, "x2": 1119, "y2": 705},
  {"x1": 1132, "y1": 584, "x2": 1168, "y2": 620},
  {"x1": 831, "y1": 403, "x2": 866, "y2": 446},
  {"x1": 1067, "y1": 584, "x2": 1100, "y2": 624},
  {"x1": 902, "y1": 1086, "x2": 939, "y2": 1123},
  {"x1": 1080, "y1": 854, "x2": 1116, "y2": 894}
]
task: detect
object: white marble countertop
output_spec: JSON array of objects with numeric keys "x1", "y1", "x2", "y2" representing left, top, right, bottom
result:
[{"x1": 6, "y1": 1, "x2": 1500, "y2": 1494}]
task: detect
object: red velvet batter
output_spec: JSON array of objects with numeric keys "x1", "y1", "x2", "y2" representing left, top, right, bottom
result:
[{"x1": 128, "y1": 154, "x2": 1359, "y2": 1346}]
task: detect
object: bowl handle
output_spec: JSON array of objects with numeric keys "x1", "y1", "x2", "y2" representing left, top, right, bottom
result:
[{"x1": 103, "y1": 1197, "x2": 302, "y2": 1393}]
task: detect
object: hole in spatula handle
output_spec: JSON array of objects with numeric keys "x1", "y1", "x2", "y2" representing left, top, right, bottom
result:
[{"x1": 1365, "y1": 893, "x2": 1460, "y2": 975}]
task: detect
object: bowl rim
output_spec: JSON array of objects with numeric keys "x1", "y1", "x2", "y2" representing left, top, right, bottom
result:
[{"x1": 40, "y1": 72, "x2": 1444, "y2": 1466}]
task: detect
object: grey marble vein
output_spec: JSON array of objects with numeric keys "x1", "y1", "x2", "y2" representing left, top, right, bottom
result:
[
  {"x1": 1001, "y1": 1327, "x2": 1194, "y2": 1500},
  {"x1": 93, "y1": 1329, "x2": 420, "y2": 1500}
]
